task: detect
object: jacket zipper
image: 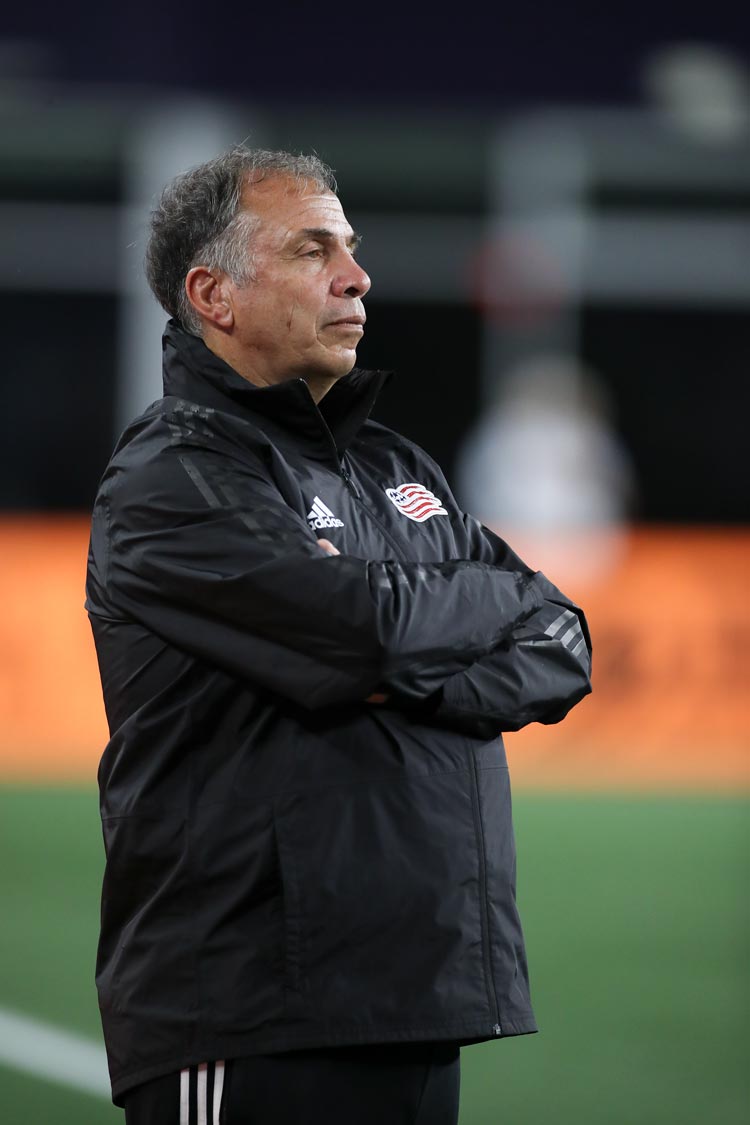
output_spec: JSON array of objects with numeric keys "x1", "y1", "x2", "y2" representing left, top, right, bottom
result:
[
  {"x1": 339, "y1": 461, "x2": 409, "y2": 562},
  {"x1": 345, "y1": 454, "x2": 501, "y2": 1037},
  {"x1": 339, "y1": 463, "x2": 360, "y2": 498},
  {"x1": 469, "y1": 750, "x2": 503, "y2": 1036}
]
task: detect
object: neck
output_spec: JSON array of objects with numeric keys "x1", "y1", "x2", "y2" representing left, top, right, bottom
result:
[{"x1": 201, "y1": 331, "x2": 338, "y2": 405}]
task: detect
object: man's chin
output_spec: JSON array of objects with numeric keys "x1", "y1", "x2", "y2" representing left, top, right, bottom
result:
[{"x1": 321, "y1": 348, "x2": 359, "y2": 379}]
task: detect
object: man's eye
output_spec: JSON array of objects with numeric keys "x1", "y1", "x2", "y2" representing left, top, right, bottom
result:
[{"x1": 302, "y1": 247, "x2": 323, "y2": 258}]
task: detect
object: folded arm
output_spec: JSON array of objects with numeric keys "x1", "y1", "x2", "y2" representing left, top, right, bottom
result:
[
  {"x1": 377, "y1": 473, "x2": 592, "y2": 736},
  {"x1": 422, "y1": 573, "x2": 592, "y2": 738},
  {"x1": 87, "y1": 418, "x2": 543, "y2": 710}
]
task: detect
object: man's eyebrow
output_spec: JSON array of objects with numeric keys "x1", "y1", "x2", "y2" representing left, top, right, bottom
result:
[{"x1": 296, "y1": 227, "x2": 362, "y2": 250}]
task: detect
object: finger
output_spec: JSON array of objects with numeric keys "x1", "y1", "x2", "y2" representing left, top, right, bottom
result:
[{"x1": 317, "y1": 538, "x2": 340, "y2": 556}]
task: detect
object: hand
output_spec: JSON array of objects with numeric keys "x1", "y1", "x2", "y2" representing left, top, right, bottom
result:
[{"x1": 317, "y1": 538, "x2": 340, "y2": 556}]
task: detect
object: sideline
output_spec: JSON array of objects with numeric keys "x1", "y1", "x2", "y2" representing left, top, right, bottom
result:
[{"x1": 0, "y1": 1006, "x2": 110, "y2": 1099}]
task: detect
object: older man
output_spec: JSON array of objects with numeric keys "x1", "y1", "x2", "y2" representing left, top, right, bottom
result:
[{"x1": 86, "y1": 146, "x2": 591, "y2": 1125}]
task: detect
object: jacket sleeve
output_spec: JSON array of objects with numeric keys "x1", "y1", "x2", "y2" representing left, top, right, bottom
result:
[
  {"x1": 423, "y1": 572, "x2": 592, "y2": 737},
  {"x1": 86, "y1": 421, "x2": 544, "y2": 711},
  {"x1": 381, "y1": 452, "x2": 592, "y2": 736}
]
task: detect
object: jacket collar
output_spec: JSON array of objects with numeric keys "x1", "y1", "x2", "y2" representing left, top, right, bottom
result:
[{"x1": 161, "y1": 320, "x2": 391, "y2": 459}]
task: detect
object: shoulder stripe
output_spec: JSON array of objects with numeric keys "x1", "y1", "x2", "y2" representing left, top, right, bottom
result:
[{"x1": 179, "y1": 455, "x2": 222, "y2": 509}]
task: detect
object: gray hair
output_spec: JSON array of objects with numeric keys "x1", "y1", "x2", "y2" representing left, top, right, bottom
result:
[{"x1": 145, "y1": 145, "x2": 337, "y2": 336}]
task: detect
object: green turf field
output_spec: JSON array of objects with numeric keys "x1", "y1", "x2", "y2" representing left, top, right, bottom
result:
[{"x1": 1, "y1": 787, "x2": 747, "y2": 1124}]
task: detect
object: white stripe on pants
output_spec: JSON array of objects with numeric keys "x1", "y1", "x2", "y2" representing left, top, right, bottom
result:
[{"x1": 180, "y1": 1061, "x2": 225, "y2": 1125}]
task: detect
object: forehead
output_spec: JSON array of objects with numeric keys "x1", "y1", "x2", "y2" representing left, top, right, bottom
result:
[{"x1": 240, "y1": 176, "x2": 351, "y2": 243}]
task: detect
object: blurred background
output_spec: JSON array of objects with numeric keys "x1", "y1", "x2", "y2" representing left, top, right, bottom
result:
[{"x1": 0, "y1": 4, "x2": 748, "y2": 1122}]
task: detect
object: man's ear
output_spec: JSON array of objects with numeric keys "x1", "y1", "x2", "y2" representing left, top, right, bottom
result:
[{"x1": 185, "y1": 267, "x2": 234, "y2": 329}]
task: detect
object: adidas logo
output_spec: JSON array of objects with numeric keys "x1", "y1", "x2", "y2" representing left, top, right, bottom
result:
[{"x1": 307, "y1": 496, "x2": 345, "y2": 530}]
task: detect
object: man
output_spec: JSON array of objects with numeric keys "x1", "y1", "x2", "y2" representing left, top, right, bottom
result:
[{"x1": 86, "y1": 146, "x2": 592, "y2": 1125}]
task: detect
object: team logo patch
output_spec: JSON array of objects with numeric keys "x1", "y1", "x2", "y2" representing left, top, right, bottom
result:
[{"x1": 385, "y1": 483, "x2": 448, "y2": 523}]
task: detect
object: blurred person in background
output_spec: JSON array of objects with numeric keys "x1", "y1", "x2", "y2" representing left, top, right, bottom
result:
[
  {"x1": 457, "y1": 354, "x2": 634, "y2": 585},
  {"x1": 86, "y1": 145, "x2": 592, "y2": 1125}
]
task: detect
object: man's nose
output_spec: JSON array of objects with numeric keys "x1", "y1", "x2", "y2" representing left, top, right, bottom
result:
[{"x1": 332, "y1": 258, "x2": 371, "y2": 299}]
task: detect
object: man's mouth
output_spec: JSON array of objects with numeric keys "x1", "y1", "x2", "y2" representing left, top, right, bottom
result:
[{"x1": 326, "y1": 316, "x2": 366, "y2": 328}]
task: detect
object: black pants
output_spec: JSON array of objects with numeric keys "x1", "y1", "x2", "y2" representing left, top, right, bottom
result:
[{"x1": 123, "y1": 1043, "x2": 461, "y2": 1125}]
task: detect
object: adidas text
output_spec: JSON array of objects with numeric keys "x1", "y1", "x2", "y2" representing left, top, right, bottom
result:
[{"x1": 307, "y1": 496, "x2": 345, "y2": 530}]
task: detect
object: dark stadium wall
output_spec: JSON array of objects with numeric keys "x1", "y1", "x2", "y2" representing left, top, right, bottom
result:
[{"x1": 3, "y1": 4, "x2": 749, "y2": 103}]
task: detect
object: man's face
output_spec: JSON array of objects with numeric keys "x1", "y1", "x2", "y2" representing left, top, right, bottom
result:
[{"x1": 222, "y1": 176, "x2": 371, "y2": 390}]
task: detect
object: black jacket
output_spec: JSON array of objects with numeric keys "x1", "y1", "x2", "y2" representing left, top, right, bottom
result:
[{"x1": 86, "y1": 321, "x2": 592, "y2": 1104}]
